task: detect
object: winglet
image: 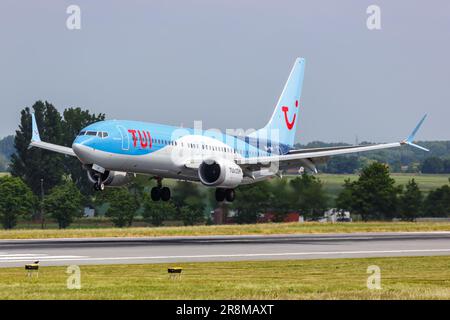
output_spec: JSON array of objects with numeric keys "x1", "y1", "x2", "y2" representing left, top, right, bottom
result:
[
  {"x1": 401, "y1": 114, "x2": 429, "y2": 151},
  {"x1": 31, "y1": 113, "x2": 41, "y2": 142}
]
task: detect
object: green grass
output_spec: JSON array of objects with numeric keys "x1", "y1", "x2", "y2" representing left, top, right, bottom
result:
[
  {"x1": 317, "y1": 173, "x2": 450, "y2": 198},
  {"x1": 1, "y1": 221, "x2": 449, "y2": 239},
  {"x1": 1, "y1": 256, "x2": 449, "y2": 299}
]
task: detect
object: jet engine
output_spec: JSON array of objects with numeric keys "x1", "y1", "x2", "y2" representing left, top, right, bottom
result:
[
  {"x1": 198, "y1": 159, "x2": 243, "y2": 188},
  {"x1": 87, "y1": 169, "x2": 133, "y2": 188}
]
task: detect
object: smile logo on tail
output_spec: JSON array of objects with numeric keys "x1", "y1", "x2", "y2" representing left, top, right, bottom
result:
[{"x1": 281, "y1": 100, "x2": 298, "y2": 130}]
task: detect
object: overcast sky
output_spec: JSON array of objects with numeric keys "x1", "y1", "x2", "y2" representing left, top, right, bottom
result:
[{"x1": 0, "y1": 0, "x2": 449, "y2": 143}]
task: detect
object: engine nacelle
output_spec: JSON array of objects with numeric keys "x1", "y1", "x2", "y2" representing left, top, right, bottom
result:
[
  {"x1": 87, "y1": 170, "x2": 132, "y2": 187},
  {"x1": 198, "y1": 159, "x2": 243, "y2": 188}
]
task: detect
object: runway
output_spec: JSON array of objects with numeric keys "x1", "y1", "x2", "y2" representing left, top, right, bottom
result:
[{"x1": 1, "y1": 232, "x2": 450, "y2": 267}]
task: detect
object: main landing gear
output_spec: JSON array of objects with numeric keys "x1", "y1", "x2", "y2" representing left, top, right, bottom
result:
[
  {"x1": 150, "y1": 177, "x2": 171, "y2": 202},
  {"x1": 215, "y1": 188, "x2": 235, "y2": 202}
]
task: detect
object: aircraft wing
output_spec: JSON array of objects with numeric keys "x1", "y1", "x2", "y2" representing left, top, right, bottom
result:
[
  {"x1": 29, "y1": 113, "x2": 77, "y2": 157},
  {"x1": 237, "y1": 115, "x2": 429, "y2": 170}
]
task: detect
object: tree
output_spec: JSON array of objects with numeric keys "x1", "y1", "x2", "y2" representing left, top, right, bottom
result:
[
  {"x1": 423, "y1": 184, "x2": 450, "y2": 217},
  {"x1": 179, "y1": 196, "x2": 205, "y2": 226},
  {"x1": 443, "y1": 159, "x2": 450, "y2": 174},
  {"x1": 105, "y1": 188, "x2": 138, "y2": 227},
  {"x1": 128, "y1": 175, "x2": 150, "y2": 210},
  {"x1": 61, "y1": 108, "x2": 105, "y2": 195},
  {"x1": 142, "y1": 196, "x2": 177, "y2": 226},
  {"x1": 335, "y1": 179, "x2": 355, "y2": 212},
  {"x1": 232, "y1": 182, "x2": 271, "y2": 224},
  {"x1": 0, "y1": 135, "x2": 15, "y2": 160},
  {"x1": 324, "y1": 156, "x2": 360, "y2": 174},
  {"x1": 421, "y1": 157, "x2": 444, "y2": 174},
  {"x1": 44, "y1": 180, "x2": 82, "y2": 228},
  {"x1": 172, "y1": 181, "x2": 207, "y2": 224},
  {"x1": 0, "y1": 176, "x2": 35, "y2": 229},
  {"x1": 336, "y1": 162, "x2": 401, "y2": 221},
  {"x1": 10, "y1": 101, "x2": 65, "y2": 195},
  {"x1": 172, "y1": 181, "x2": 202, "y2": 208},
  {"x1": 398, "y1": 179, "x2": 423, "y2": 221},
  {"x1": 290, "y1": 174, "x2": 329, "y2": 219},
  {"x1": 269, "y1": 179, "x2": 294, "y2": 221},
  {"x1": 0, "y1": 154, "x2": 8, "y2": 172}
]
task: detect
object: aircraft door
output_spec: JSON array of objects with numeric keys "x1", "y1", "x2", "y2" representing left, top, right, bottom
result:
[{"x1": 117, "y1": 125, "x2": 130, "y2": 151}]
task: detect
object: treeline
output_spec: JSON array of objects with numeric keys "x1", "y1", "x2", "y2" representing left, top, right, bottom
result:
[
  {"x1": 420, "y1": 157, "x2": 450, "y2": 174},
  {"x1": 0, "y1": 135, "x2": 14, "y2": 171},
  {"x1": 335, "y1": 163, "x2": 450, "y2": 221},
  {"x1": 0, "y1": 174, "x2": 208, "y2": 229},
  {"x1": 2, "y1": 161, "x2": 449, "y2": 229},
  {"x1": 232, "y1": 162, "x2": 450, "y2": 223}
]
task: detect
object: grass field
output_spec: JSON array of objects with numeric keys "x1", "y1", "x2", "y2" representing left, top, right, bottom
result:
[
  {"x1": 1, "y1": 256, "x2": 449, "y2": 299},
  {"x1": 1, "y1": 221, "x2": 449, "y2": 239},
  {"x1": 317, "y1": 173, "x2": 450, "y2": 197}
]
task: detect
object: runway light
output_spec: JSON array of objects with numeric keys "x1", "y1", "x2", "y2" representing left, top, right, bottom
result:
[
  {"x1": 168, "y1": 267, "x2": 183, "y2": 280},
  {"x1": 25, "y1": 261, "x2": 40, "y2": 278}
]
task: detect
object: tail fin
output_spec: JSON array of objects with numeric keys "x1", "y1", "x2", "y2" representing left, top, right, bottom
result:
[{"x1": 253, "y1": 58, "x2": 305, "y2": 147}]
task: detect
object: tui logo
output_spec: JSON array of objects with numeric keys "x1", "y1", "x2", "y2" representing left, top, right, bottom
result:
[{"x1": 281, "y1": 100, "x2": 298, "y2": 130}]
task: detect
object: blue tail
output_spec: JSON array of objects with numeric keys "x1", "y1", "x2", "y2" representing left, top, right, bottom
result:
[{"x1": 254, "y1": 58, "x2": 305, "y2": 147}]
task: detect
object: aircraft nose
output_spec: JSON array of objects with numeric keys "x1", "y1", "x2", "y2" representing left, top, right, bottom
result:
[{"x1": 72, "y1": 142, "x2": 93, "y2": 163}]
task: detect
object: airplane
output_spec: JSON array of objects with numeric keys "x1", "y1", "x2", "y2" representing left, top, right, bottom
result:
[{"x1": 29, "y1": 58, "x2": 428, "y2": 202}]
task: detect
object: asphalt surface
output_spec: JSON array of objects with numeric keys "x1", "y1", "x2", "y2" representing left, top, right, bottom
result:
[{"x1": 1, "y1": 232, "x2": 450, "y2": 267}]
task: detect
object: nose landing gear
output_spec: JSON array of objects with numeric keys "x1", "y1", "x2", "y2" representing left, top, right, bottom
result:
[
  {"x1": 94, "y1": 182, "x2": 105, "y2": 191},
  {"x1": 93, "y1": 171, "x2": 105, "y2": 191},
  {"x1": 150, "y1": 177, "x2": 171, "y2": 201}
]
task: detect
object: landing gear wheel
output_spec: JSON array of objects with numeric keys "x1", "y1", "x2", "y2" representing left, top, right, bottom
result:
[
  {"x1": 225, "y1": 189, "x2": 235, "y2": 202},
  {"x1": 160, "y1": 187, "x2": 171, "y2": 201},
  {"x1": 94, "y1": 182, "x2": 105, "y2": 191},
  {"x1": 151, "y1": 187, "x2": 161, "y2": 201},
  {"x1": 215, "y1": 188, "x2": 226, "y2": 202}
]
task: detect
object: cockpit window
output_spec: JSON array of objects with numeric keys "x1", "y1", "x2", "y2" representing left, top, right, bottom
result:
[
  {"x1": 78, "y1": 131, "x2": 108, "y2": 138},
  {"x1": 94, "y1": 132, "x2": 109, "y2": 138}
]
